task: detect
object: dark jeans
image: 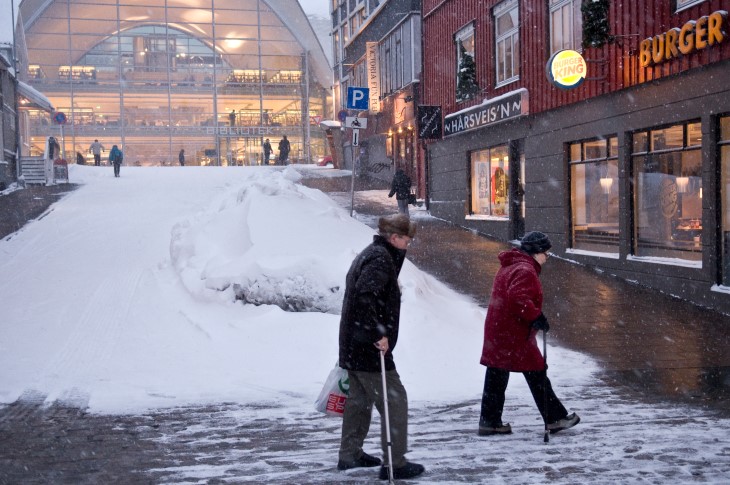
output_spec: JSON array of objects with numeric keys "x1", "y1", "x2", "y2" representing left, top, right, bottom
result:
[
  {"x1": 94, "y1": 153, "x2": 101, "y2": 166},
  {"x1": 480, "y1": 366, "x2": 568, "y2": 426},
  {"x1": 113, "y1": 162, "x2": 121, "y2": 177}
]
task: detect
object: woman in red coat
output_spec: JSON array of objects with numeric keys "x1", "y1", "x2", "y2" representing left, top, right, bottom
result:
[{"x1": 478, "y1": 231, "x2": 580, "y2": 436}]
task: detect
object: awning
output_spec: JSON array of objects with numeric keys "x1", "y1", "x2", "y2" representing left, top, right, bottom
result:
[{"x1": 17, "y1": 80, "x2": 54, "y2": 112}]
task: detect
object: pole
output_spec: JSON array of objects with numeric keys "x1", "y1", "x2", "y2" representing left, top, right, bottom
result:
[
  {"x1": 379, "y1": 350, "x2": 395, "y2": 484},
  {"x1": 543, "y1": 329, "x2": 549, "y2": 444},
  {"x1": 349, "y1": 141, "x2": 356, "y2": 217}
]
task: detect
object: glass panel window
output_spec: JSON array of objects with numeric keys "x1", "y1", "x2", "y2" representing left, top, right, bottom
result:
[
  {"x1": 633, "y1": 121, "x2": 703, "y2": 262},
  {"x1": 494, "y1": 0, "x2": 519, "y2": 86},
  {"x1": 570, "y1": 136, "x2": 619, "y2": 253},
  {"x1": 550, "y1": 0, "x2": 582, "y2": 53},
  {"x1": 470, "y1": 145, "x2": 510, "y2": 218},
  {"x1": 455, "y1": 24, "x2": 478, "y2": 101},
  {"x1": 720, "y1": 116, "x2": 730, "y2": 285}
]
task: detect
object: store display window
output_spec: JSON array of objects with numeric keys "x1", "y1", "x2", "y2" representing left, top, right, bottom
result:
[
  {"x1": 470, "y1": 145, "x2": 509, "y2": 218},
  {"x1": 569, "y1": 136, "x2": 619, "y2": 253},
  {"x1": 632, "y1": 121, "x2": 703, "y2": 262}
]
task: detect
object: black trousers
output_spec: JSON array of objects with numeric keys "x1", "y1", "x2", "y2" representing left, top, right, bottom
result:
[
  {"x1": 480, "y1": 366, "x2": 568, "y2": 426},
  {"x1": 94, "y1": 153, "x2": 101, "y2": 166}
]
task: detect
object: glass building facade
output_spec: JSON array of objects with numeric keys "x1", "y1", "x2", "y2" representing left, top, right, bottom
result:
[{"x1": 18, "y1": 0, "x2": 332, "y2": 166}]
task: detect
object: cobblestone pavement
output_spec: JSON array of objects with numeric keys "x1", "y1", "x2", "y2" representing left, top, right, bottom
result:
[{"x1": 1, "y1": 173, "x2": 729, "y2": 484}]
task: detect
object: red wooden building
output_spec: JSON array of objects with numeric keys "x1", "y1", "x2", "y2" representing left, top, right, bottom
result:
[{"x1": 421, "y1": 0, "x2": 730, "y2": 314}]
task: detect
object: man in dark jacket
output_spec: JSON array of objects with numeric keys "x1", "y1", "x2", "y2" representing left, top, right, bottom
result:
[
  {"x1": 478, "y1": 231, "x2": 580, "y2": 436},
  {"x1": 262, "y1": 138, "x2": 272, "y2": 165},
  {"x1": 277, "y1": 136, "x2": 290, "y2": 165},
  {"x1": 108, "y1": 145, "x2": 123, "y2": 178},
  {"x1": 388, "y1": 169, "x2": 412, "y2": 216},
  {"x1": 337, "y1": 214, "x2": 425, "y2": 481}
]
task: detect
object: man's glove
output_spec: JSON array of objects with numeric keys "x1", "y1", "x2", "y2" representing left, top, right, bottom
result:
[{"x1": 531, "y1": 313, "x2": 550, "y2": 332}]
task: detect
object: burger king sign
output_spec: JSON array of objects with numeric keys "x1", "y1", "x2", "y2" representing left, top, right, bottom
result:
[{"x1": 546, "y1": 49, "x2": 587, "y2": 89}]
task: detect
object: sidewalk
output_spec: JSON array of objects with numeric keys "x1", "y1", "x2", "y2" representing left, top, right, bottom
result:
[{"x1": 307, "y1": 175, "x2": 730, "y2": 415}]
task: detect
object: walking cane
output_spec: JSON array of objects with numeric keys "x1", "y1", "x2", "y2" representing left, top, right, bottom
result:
[
  {"x1": 542, "y1": 330, "x2": 550, "y2": 443},
  {"x1": 380, "y1": 350, "x2": 396, "y2": 484}
]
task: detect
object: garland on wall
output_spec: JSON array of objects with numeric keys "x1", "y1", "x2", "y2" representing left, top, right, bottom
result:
[{"x1": 582, "y1": 0, "x2": 612, "y2": 48}]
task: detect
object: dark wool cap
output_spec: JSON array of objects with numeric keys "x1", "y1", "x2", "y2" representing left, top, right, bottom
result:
[
  {"x1": 520, "y1": 231, "x2": 552, "y2": 255},
  {"x1": 378, "y1": 214, "x2": 417, "y2": 238}
]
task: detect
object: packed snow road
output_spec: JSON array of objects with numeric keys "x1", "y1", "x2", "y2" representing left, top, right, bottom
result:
[{"x1": 0, "y1": 166, "x2": 728, "y2": 483}]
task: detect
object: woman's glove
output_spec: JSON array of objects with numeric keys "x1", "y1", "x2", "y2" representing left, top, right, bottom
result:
[{"x1": 531, "y1": 313, "x2": 550, "y2": 332}]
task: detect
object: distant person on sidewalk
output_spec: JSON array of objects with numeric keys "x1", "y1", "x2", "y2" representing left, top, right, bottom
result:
[
  {"x1": 89, "y1": 139, "x2": 105, "y2": 166},
  {"x1": 109, "y1": 145, "x2": 123, "y2": 178},
  {"x1": 262, "y1": 138, "x2": 272, "y2": 165},
  {"x1": 179, "y1": 148, "x2": 185, "y2": 166},
  {"x1": 277, "y1": 135, "x2": 290, "y2": 165},
  {"x1": 388, "y1": 169, "x2": 412, "y2": 216},
  {"x1": 337, "y1": 214, "x2": 425, "y2": 481},
  {"x1": 478, "y1": 231, "x2": 580, "y2": 437}
]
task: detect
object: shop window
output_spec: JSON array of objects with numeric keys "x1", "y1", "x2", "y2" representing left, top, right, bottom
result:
[
  {"x1": 632, "y1": 121, "x2": 703, "y2": 263},
  {"x1": 470, "y1": 145, "x2": 509, "y2": 218},
  {"x1": 455, "y1": 24, "x2": 478, "y2": 102},
  {"x1": 550, "y1": 0, "x2": 583, "y2": 54},
  {"x1": 720, "y1": 116, "x2": 730, "y2": 285},
  {"x1": 570, "y1": 136, "x2": 619, "y2": 253},
  {"x1": 494, "y1": 0, "x2": 519, "y2": 87}
]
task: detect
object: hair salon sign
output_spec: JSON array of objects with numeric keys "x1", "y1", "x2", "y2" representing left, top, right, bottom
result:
[{"x1": 443, "y1": 89, "x2": 528, "y2": 137}]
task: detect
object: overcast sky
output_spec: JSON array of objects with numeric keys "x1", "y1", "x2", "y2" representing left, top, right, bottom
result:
[{"x1": 299, "y1": 0, "x2": 330, "y2": 17}]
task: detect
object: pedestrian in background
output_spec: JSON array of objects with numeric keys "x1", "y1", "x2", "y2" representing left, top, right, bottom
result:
[
  {"x1": 478, "y1": 231, "x2": 580, "y2": 436},
  {"x1": 262, "y1": 138, "x2": 272, "y2": 165},
  {"x1": 278, "y1": 135, "x2": 290, "y2": 165},
  {"x1": 76, "y1": 151, "x2": 86, "y2": 165},
  {"x1": 179, "y1": 148, "x2": 185, "y2": 166},
  {"x1": 337, "y1": 214, "x2": 425, "y2": 481},
  {"x1": 388, "y1": 169, "x2": 412, "y2": 216},
  {"x1": 89, "y1": 139, "x2": 105, "y2": 166},
  {"x1": 109, "y1": 145, "x2": 123, "y2": 178}
]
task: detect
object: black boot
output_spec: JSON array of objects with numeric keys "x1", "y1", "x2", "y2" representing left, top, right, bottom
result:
[
  {"x1": 337, "y1": 452, "x2": 381, "y2": 470},
  {"x1": 379, "y1": 461, "x2": 425, "y2": 480}
]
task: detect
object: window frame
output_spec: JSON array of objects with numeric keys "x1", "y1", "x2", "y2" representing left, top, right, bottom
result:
[
  {"x1": 549, "y1": 0, "x2": 583, "y2": 54},
  {"x1": 454, "y1": 22, "x2": 477, "y2": 102},
  {"x1": 469, "y1": 144, "x2": 510, "y2": 219},
  {"x1": 493, "y1": 0, "x2": 520, "y2": 87}
]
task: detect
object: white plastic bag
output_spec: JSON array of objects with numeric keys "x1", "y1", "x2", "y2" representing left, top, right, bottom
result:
[{"x1": 314, "y1": 365, "x2": 349, "y2": 417}]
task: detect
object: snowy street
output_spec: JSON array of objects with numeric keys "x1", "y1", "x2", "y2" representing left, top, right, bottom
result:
[{"x1": 1, "y1": 166, "x2": 729, "y2": 483}]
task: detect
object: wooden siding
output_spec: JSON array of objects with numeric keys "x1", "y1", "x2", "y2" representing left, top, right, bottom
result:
[{"x1": 423, "y1": 0, "x2": 730, "y2": 117}]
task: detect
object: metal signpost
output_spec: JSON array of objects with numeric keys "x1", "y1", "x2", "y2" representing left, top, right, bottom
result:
[{"x1": 345, "y1": 87, "x2": 369, "y2": 216}]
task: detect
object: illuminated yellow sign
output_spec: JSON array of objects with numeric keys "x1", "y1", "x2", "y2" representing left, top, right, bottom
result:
[
  {"x1": 546, "y1": 50, "x2": 587, "y2": 89},
  {"x1": 639, "y1": 11, "x2": 727, "y2": 68}
]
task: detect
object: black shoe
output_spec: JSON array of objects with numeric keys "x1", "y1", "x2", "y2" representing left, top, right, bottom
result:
[
  {"x1": 548, "y1": 412, "x2": 580, "y2": 434},
  {"x1": 337, "y1": 452, "x2": 381, "y2": 470},
  {"x1": 478, "y1": 422, "x2": 512, "y2": 436},
  {"x1": 379, "y1": 461, "x2": 425, "y2": 480}
]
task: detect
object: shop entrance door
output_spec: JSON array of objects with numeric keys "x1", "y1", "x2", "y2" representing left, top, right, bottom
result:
[{"x1": 509, "y1": 140, "x2": 525, "y2": 239}]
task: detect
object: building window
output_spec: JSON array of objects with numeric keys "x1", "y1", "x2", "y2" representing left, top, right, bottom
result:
[
  {"x1": 632, "y1": 121, "x2": 703, "y2": 262},
  {"x1": 570, "y1": 136, "x2": 619, "y2": 253},
  {"x1": 455, "y1": 24, "x2": 478, "y2": 102},
  {"x1": 470, "y1": 145, "x2": 510, "y2": 218},
  {"x1": 720, "y1": 116, "x2": 730, "y2": 285},
  {"x1": 494, "y1": 0, "x2": 519, "y2": 87},
  {"x1": 550, "y1": 0, "x2": 582, "y2": 54},
  {"x1": 676, "y1": 0, "x2": 707, "y2": 13}
]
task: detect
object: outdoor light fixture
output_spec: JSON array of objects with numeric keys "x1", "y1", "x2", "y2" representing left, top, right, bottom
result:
[
  {"x1": 398, "y1": 126, "x2": 403, "y2": 134},
  {"x1": 676, "y1": 176, "x2": 689, "y2": 193},
  {"x1": 388, "y1": 129, "x2": 393, "y2": 137}
]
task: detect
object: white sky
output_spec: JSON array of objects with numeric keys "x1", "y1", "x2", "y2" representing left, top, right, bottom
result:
[
  {"x1": 299, "y1": 0, "x2": 330, "y2": 17},
  {"x1": 1, "y1": 165, "x2": 729, "y2": 483}
]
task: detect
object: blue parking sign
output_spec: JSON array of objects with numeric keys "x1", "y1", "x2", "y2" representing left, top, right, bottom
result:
[{"x1": 347, "y1": 87, "x2": 369, "y2": 110}]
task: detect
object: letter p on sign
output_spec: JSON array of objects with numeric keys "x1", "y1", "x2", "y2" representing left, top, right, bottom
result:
[{"x1": 347, "y1": 87, "x2": 369, "y2": 110}]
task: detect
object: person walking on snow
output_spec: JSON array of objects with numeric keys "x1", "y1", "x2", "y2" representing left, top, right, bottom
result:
[
  {"x1": 262, "y1": 138, "x2": 272, "y2": 165},
  {"x1": 388, "y1": 169, "x2": 412, "y2": 216},
  {"x1": 108, "y1": 145, "x2": 123, "y2": 178},
  {"x1": 89, "y1": 139, "x2": 105, "y2": 166},
  {"x1": 179, "y1": 148, "x2": 185, "y2": 166},
  {"x1": 478, "y1": 231, "x2": 580, "y2": 436},
  {"x1": 277, "y1": 135, "x2": 290, "y2": 165},
  {"x1": 337, "y1": 214, "x2": 425, "y2": 481}
]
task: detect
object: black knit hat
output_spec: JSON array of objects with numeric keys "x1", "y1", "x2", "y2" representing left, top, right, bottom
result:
[{"x1": 520, "y1": 231, "x2": 552, "y2": 255}]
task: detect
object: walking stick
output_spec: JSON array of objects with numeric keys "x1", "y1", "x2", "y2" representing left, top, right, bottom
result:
[
  {"x1": 380, "y1": 350, "x2": 395, "y2": 484},
  {"x1": 543, "y1": 329, "x2": 549, "y2": 444}
]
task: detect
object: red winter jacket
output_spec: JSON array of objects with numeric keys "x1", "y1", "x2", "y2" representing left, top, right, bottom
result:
[{"x1": 480, "y1": 248, "x2": 545, "y2": 372}]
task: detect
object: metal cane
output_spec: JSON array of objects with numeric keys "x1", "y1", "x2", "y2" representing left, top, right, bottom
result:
[
  {"x1": 542, "y1": 330, "x2": 550, "y2": 443},
  {"x1": 380, "y1": 350, "x2": 395, "y2": 484}
]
